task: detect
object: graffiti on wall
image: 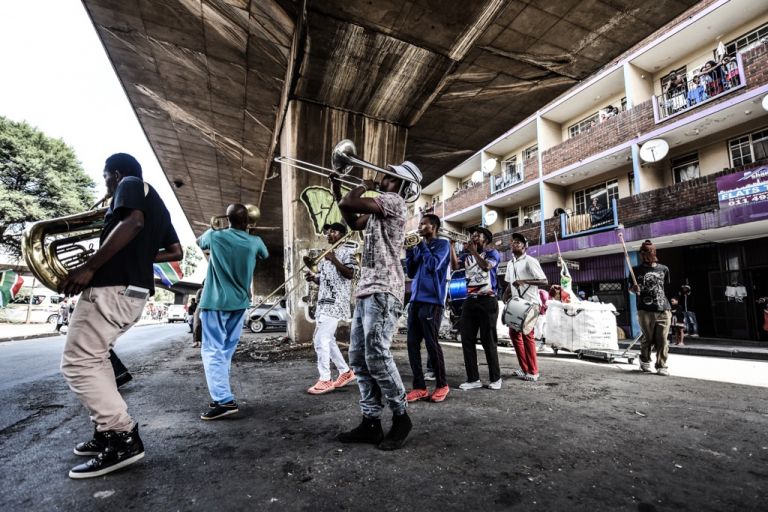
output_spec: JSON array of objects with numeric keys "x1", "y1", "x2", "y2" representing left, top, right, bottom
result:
[{"x1": 299, "y1": 185, "x2": 378, "y2": 235}]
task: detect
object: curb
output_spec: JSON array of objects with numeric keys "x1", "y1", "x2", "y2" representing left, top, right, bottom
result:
[
  {"x1": 618, "y1": 341, "x2": 768, "y2": 361},
  {"x1": 0, "y1": 321, "x2": 168, "y2": 344}
]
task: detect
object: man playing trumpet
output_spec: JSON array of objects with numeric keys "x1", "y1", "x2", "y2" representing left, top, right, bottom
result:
[
  {"x1": 330, "y1": 160, "x2": 421, "y2": 451},
  {"x1": 304, "y1": 222, "x2": 357, "y2": 394}
]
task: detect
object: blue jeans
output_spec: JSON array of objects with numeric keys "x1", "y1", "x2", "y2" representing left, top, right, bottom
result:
[
  {"x1": 349, "y1": 293, "x2": 406, "y2": 418},
  {"x1": 200, "y1": 309, "x2": 246, "y2": 404}
]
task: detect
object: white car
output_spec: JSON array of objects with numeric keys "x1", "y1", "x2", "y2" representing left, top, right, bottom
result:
[{"x1": 167, "y1": 304, "x2": 186, "y2": 323}]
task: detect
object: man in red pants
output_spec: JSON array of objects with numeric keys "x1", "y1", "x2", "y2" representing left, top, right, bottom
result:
[{"x1": 502, "y1": 233, "x2": 547, "y2": 382}]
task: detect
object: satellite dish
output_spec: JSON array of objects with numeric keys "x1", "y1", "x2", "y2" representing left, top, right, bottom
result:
[
  {"x1": 484, "y1": 210, "x2": 498, "y2": 225},
  {"x1": 482, "y1": 158, "x2": 498, "y2": 174},
  {"x1": 762, "y1": 94, "x2": 768, "y2": 112},
  {"x1": 639, "y1": 139, "x2": 669, "y2": 163},
  {"x1": 470, "y1": 170, "x2": 484, "y2": 184}
]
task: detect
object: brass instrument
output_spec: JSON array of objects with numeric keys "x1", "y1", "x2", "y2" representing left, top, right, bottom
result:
[
  {"x1": 403, "y1": 228, "x2": 469, "y2": 250},
  {"x1": 210, "y1": 204, "x2": 261, "y2": 230},
  {"x1": 275, "y1": 139, "x2": 422, "y2": 203},
  {"x1": 249, "y1": 232, "x2": 359, "y2": 325},
  {"x1": 22, "y1": 196, "x2": 110, "y2": 291}
]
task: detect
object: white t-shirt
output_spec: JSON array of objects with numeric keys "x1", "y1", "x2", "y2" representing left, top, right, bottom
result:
[{"x1": 505, "y1": 254, "x2": 547, "y2": 304}]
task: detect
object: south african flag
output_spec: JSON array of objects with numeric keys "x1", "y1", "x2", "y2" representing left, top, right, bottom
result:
[
  {"x1": 0, "y1": 270, "x2": 24, "y2": 308},
  {"x1": 153, "y1": 261, "x2": 184, "y2": 287}
]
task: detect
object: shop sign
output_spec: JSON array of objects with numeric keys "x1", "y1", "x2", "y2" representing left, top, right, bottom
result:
[
  {"x1": 717, "y1": 167, "x2": 768, "y2": 208},
  {"x1": 556, "y1": 259, "x2": 580, "y2": 270}
]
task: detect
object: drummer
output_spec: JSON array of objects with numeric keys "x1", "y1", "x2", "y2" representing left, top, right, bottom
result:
[
  {"x1": 451, "y1": 226, "x2": 503, "y2": 391},
  {"x1": 502, "y1": 233, "x2": 547, "y2": 382}
]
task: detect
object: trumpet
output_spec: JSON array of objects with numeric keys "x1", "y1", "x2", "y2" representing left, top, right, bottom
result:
[
  {"x1": 210, "y1": 204, "x2": 261, "y2": 230},
  {"x1": 403, "y1": 228, "x2": 469, "y2": 249},
  {"x1": 275, "y1": 139, "x2": 422, "y2": 203}
]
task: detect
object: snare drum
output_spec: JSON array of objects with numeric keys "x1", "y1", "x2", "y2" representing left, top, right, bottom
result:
[{"x1": 502, "y1": 297, "x2": 538, "y2": 335}]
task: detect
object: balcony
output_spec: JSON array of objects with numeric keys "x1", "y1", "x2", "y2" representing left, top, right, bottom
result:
[
  {"x1": 559, "y1": 198, "x2": 619, "y2": 238},
  {"x1": 653, "y1": 53, "x2": 746, "y2": 122},
  {"x1": 490, "y1": 161, "x2": 524, "y2": 194}
]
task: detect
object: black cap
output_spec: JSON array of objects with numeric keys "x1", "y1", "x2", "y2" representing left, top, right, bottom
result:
[
  {"x1": 511, "y1": 232, "x2": 528, "y2": 246},
  {"x1": 323, "y1": 222, "x2": 347, "y2": 235},
  {"x1": 469, "y1": 226, "x2": 493, "y2": 243}
]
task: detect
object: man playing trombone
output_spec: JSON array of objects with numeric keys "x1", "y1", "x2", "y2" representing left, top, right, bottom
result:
[
  {"x1": 330, "y1": 159, "x2": 421, "y2": 451},
  {"x1": 304, "y1": 222, "x2": 357, "y2": 395}
]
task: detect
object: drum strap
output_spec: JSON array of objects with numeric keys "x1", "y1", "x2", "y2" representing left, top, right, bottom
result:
[{"x1": 512, "y1": 257, "x2": 532, "y2": 299}]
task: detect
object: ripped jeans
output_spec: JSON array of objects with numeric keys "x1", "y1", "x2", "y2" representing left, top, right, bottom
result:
[{"x1": 349, "y1": 293, "x2": 407, "y2": 418}]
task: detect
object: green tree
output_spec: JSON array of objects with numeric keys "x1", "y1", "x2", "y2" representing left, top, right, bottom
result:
[{"x1": 0, "y1": 116, "x2": 95, "y2": 259}]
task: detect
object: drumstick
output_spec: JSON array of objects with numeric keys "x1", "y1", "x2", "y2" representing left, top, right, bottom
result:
[{"x1": 616, "y1": 227, "x2": 638, "y2": 287}]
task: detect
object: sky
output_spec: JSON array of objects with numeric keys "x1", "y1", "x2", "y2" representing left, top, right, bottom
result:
[{"x1": 0, "y1": 0, "x2": 196, "y2": 246}]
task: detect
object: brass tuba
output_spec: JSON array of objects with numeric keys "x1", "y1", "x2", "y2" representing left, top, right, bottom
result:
[
  {"x1": 22, "y1": 198, "x2": 109, "y2": 291},
  {"x1": 210, "y1": 204, "x2": 261, "y2": 230}
]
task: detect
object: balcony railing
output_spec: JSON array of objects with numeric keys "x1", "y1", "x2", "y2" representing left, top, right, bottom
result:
[
  {"x1": 653, "y1": 53, "x2": 746, "y2": 122},
  {"x1": 490, "y1": 161, "x2": 524, "y2": 194},
  {"x1": 559, "y1": 198, "x2": 619, "y2": 238}
]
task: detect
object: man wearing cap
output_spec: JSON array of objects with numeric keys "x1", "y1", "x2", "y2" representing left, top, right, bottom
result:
[
  {"x1": 450, "y1": 225, "x2": 503, "y2": 390},
  {"x1": 631, "y1": 240, "x2": 672, "y2": 376},
  {"x1": 304, "y1": 222, "x2": 357, "y2": 395},
  {"x1": 502, "y1": 232, "x2": 548, "y2": 382},
  {"x1": 330, "y1": 160, "x2": 421, "y2": 451},
  {"x1": 404, "y1": 213, "x2": 451, "y2": 404}
]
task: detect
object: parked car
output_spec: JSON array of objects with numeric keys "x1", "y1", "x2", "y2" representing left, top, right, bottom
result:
[
  {"x1": 0, "y1": 290, "x2": 63, "y2": 324},
  {"x1": 167, "y1": 304, "x2": 187, "y2": 323},
  {"x1": 245, "y1": 300, "x2": 288, "y2": 333}
]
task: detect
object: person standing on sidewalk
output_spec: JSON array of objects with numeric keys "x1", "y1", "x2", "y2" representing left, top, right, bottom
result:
[
  {"x1": 304, "y1": 222, "x2": 357, "y2": 395},
  {"x1": 197, "y1": 204, "x2": 268, "y2": 420},
  {"x1": 404, "y1": 214, "x2": 451, "y2": 403},
  {"x1": 450, "y1": 226, "x2": 502, "y2": 390},
  {"x1": 631, "y1": 240, "x2": 672, "y2": 376},
  {"x1": 330, "y1": 160, "x2": 421, "y2": 451},
  {"x1": 502, "y1": 233, "x2": 548, "y2": 382},
  {"x1": 59, "y1": 153, "x2": 182, "y2": 479},
  {"x1": 54, "y1": 297, "x2": 69, "y2": 332}
]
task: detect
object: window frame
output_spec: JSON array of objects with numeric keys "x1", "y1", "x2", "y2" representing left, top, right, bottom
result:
[
  {"x1": 728, "y1": 127, "x2": 768, "y2": 167},
  {"x1": 568, "y1": 113, "x2": 600, "y2": 138},
  {"x1": 523, "y1": 144, "x2": 538, "y2": 160},
  {"x1": 724, "y1": 22, "x2": 768, "y2": 56},
  {"x1": 573, "y1": 179, "x2": 619, "y2": 215},
  {"x1": 671, "y1": 152, "x2": 700, "y2": 184}
]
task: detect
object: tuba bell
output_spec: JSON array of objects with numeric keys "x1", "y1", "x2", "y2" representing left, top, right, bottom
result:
[
  {"x1": 210, "y1": 204, "x2": 261, "y2": 230},
  {"x1": 22, "y1": 198, "x2": 109, "y2": 292}
]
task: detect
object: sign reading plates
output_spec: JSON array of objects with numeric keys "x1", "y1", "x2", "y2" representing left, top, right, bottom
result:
[
  {"x1": 556, "y1": 259, "x2": 580, "y2": 270},
  {"x1": 716, "y1": 167, "x2": 768, "y2": 208}
]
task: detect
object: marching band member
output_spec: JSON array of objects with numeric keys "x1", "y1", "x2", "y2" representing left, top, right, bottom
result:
[
  {"x1": 197, "y1": 204, "x2": 268, "y2": 420},
  {"x1": 404, "y1": 214, "x2": 451, "y2": 403},
  {"x1": 304, "y1": 222, "x2": 357, "y2": 395},
  {"x1": 451, "y1": 226, "x2": 502, "y2": 390},
  {"x1": 60, "y1": 153, "x2": 182, "y2": 479},
  {"x1": 502, "y1": 233, "x2": 547, "y2": 382},
  {"x1": 330, "y1": 160, "x2": 421, "y2": 451}
]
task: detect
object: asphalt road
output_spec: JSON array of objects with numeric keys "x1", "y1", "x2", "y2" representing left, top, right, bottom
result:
[{"x1": 1, "y1": 327, "x2": 767, "y2": 511}]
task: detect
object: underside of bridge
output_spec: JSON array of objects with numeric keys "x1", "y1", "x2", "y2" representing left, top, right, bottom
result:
[{"x1": 82, "y1": 0, "x2": 698, "y2": 337}]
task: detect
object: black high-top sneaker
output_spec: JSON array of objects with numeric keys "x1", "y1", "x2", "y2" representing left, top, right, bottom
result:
[
  {"x1": 336, "y1": 416, "x2": 384, "y2": 444},
  {"x1": 69, "y1": 424, "x2": 145, "y2": 479},
  {"x1": 378, "y1": 412, "x2": 412, "y2": 451},
  {"x1": 73, "y1": 426, "x2": 108, "y2": 456}
]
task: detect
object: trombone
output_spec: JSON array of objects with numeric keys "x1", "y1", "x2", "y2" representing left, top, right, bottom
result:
[
  {"x1": 249, "y1": 231, "x2": 359, "y2": 325},
  {"x1": 274, "y1": 139, "x2": 422, "y2": 203},
  {"x1": 403, "y1": 228, "x2": 469, "y2": 249},
  {"x1": 210, "y1": 204, "x2": 261, "y2": 230}
]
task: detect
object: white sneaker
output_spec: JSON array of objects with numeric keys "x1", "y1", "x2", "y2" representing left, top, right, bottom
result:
[
  {"x1": 459, "y1": 380, "x2": 482, "y2": 390},
  {"x1": 657, "y1": 367, "x2": 669, "y2": 376},
  {"x1": 488, "y1": 378, "x2": 502, "y2": 390},
  {"x1": 424, "y1": 371, "x2": 436, "y2": 381},
  {"x1": 510, "y1": 369, "x2": 525, "y2": 377},
  {"x1": 522, "y1": 373, "x2": 539, "y2": 382},
  {"x1": 640, "y1": 362, "x2": 652, "y2": 373}
]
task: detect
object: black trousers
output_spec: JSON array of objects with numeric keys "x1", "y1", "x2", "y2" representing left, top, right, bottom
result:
[
  {"x1": 407, "y1": 302, "x2": 447, "y2": 389},
  {"x1": 460, "y1": 295, "x2": 500, "y2": 383}
]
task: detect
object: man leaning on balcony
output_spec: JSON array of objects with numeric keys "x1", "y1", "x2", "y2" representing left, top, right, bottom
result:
[{"x1": 631, "y1": 240, "x2": 673, "y2": 376}]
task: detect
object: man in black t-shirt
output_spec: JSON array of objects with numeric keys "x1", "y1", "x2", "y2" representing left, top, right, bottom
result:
[
  {"x1": 60, "y1": 153, "x2": 182, "y2": 479},
  {"x1": 630, "y1": 240, "x2": 672, "y2": 376}
]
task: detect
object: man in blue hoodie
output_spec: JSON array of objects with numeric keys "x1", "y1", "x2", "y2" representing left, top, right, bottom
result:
[{"x1": 404, "y1": 214, "x2": 451, "y2": 403}]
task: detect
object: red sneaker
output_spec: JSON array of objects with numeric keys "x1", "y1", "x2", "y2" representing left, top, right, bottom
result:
[
  {"x1": 430, "y1": 385, "x2": 450, "y2": 403},
  {"x1": 333, "y1": 370, "x2": 356, "y2": 388},
  {"x1": 307, "y1": 380, "x2": 335, "y2": 395},
  {"x1": 406, "y1": 388, "x2": 430, "y2": 402}
]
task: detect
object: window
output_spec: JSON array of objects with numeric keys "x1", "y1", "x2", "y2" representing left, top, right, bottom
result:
[
  {"x1": 672, "y1": 153, "x2": 700, "y2": 183},
  {"x1": 523, "y1": 145, "x2": 538, "y2": 160},
  {"x1": 628, "y1": 172, "x2": 635, "y2": 196},
  {"x1": 502, "y1": 157, "x2": 522, "y2": 184},
  {"x1": 568, "y1": 113, "x2": 599, "y2": 138},
  {"x1": 523, "y1": 204, "x2": 541, "y2": 223},
  {"x1": 574, "y1": 180, "x2": 619, "y2": 215},
  {"x1": 724, "y1": 22, "x2": 768, "y2": 56},
  {"x1": 729, "y1": 128, "x2": 768, "y2": 167},
  {"x1": 505, "y1": 212, "x2": 519, "y2": 231}
]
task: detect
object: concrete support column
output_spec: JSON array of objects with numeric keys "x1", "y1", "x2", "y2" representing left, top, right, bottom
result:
[{"x1": 278, "y1": 100, "x2": 407, "y2": 342}]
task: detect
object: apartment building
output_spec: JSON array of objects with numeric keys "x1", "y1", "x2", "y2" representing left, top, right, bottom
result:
[{"x1": 408, "y1": 0, "x2": 768, "y2": 341}]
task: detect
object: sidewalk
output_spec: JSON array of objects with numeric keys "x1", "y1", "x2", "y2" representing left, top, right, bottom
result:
[
  {"x1": 0, "y1": 318, "x2": 167, "y2": 342},
  {"x1": 618, "y1": 335, "x2": 768, "y2": 361}
]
